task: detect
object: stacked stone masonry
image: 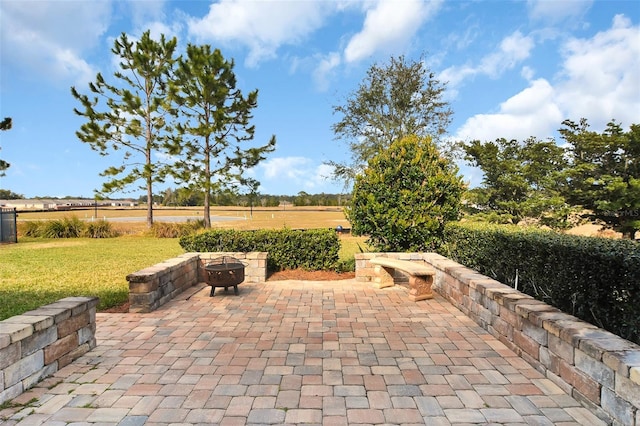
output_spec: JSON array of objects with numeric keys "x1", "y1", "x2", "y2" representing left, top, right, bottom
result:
[
  {"x1": 0, "y1": 297, "x2": 98, "y2": 405},
  {"x1": 356, "y1": 252, "x2": 640, "y2": 426},
  {"x1": 127, "y1": 252, "x2": 268, "y2": 313}
]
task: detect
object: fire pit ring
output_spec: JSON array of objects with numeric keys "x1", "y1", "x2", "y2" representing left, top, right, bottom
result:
[{"x1": 204, "y1": 256, "x2": 246, "y2": 297}]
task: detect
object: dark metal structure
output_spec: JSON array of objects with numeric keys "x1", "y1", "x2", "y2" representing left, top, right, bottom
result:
[
  {"x1": 204, "y1": 256, "x2": 245, "y2": 296},
  {"x1": 0, "y1": 207, "x2": 17, "y2": 244}
]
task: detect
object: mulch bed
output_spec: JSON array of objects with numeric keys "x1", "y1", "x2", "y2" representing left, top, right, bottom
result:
[{"x1": 267, "y1": 269, "x2": 355, "y2": 281}]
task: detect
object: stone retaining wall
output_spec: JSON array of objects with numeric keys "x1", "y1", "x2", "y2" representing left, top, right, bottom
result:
[
  {"x1": 356, "y1": 252, "x2": 640, "y2": 426},
  {"x1": 127, "y1": 252, "x2": 268, "y2": 313},
  {"x1": 0, "y1": 297, "x2": 99, "y2": 405}
]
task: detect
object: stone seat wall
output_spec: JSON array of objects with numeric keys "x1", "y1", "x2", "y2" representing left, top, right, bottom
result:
[
  {"x1": 356, "y1": 252, "x2": 640, "y2": 426},
  {"x1": 127, "y1": 252, "x2": 268, "y2": 313}
]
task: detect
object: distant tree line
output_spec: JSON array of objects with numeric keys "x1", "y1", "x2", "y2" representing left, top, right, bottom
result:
[
  {"x1": 0, "y1": 190, "x2": 350, "y2": 208},
  {"x1": 138, "y1": 189, "x2": 350, "y2": 208},
  {"x1": 0, "y1": 189, "x2": 24, "y2": 199}
]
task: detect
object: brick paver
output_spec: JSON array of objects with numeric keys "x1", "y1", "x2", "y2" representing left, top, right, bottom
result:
[{"x1": 1, "y1": 280, "x2": 607, "y2": 425}]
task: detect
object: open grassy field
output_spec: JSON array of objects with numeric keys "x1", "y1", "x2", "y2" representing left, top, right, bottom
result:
[
  {"x1": 3, "y1": 207, "x2": 366, "y2": 320},
  {"x1": 17, "y1": 206, "x2": 350, "y2": 234}
]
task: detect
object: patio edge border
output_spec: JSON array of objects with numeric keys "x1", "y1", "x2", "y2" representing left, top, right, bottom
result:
[{"x1": 356, "y1": 252, "x2": 640, "y2": 426}]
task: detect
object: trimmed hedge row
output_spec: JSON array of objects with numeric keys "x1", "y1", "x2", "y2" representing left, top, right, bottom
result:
[
  {"x1": 179, "y1": 228, "x2": 340, "y2": 272},
  {"x1": 441, "y1": 222, "x2": 640, "y2": 344}
]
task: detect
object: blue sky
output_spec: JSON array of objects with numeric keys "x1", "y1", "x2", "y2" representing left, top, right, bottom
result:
[{"x1": 1, "y1": 0, "x2": 639, "y2": 198}]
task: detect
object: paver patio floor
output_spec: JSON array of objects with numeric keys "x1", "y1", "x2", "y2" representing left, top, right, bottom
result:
[{"x1": 2, "y1": 279, "x2": 607, "y2": 425}]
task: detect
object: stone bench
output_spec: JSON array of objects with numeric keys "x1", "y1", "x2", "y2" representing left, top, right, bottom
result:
[{"x1": 369, "y1": 257, "x2": 435, "y2": 301}]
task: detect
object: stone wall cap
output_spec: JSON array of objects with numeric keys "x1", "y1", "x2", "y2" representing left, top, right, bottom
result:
[
  {"x1": 479, "y1": 282, "x2": 517, "y2": 296},
  {"x1": 603, "y1": 350, "x2": 640, "y2": 378},
  {"x1": 2, "y1": 315, "x2": 54, "y2": 331},
  {"x1": 514, "y1": 300, "x2": 556, "y2": 318},
  {"x1": 0, "y1": 321, "x2": 33, "y2": 343},
  {"x1": 575, "y1": 329, "x2": 633, "y2": 360}
]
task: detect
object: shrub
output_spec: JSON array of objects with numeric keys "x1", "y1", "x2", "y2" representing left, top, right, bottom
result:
[
  {"x1": 85, "y1": 220, "x2": 119, "y2": 238},
  {"x1": 347, "y1": 135, "x2": 464, "y2": 252},
  {"x1": 334, "y1": 257, "x2": 356, "y2": 273},
  {"x1": 179, "y1": 228, "x2": 340, "y2": 271},
  {"x1": 40, "y1": 216, "x2": 85, "y2": 238},
  {"x1": 17, "y1": 216, "x2": 120, "y2": 238},
  {"x1": 19, "y1": 221, "x2": 43, "y2": 237},
  {"x1": 441, "y1": 222, "x2": 640, "y2": 344},
  {"x1": 148, "y1": 219, "x2": 205, "y2": 238}
]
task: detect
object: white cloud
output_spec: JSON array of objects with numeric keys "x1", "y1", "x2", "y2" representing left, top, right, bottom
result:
[
  {"x1": 257, "y1": 157, "x2": 336, "y2": 193},
  {"x1": 312, "y1": 52, "x2": 342, "y2": 90},
  {"x1": 527, "y1": 0, "x2": 593, "y2": 23},
  {"x1": 454, "y1": 78, "x2": 562, "y2": 142},
  {"x1": 521, "y1": 66, "x2": 535, "y2": 80},
  {"x1": 452, "y1": 15, "x2": 639, "y2": 146},
  {"x1": 188, "y1": 0, "x2": 332, "y2": 67},
  {"x1": 144, "y1": 21, "x2": 183, "y2": 42},
  {"x1": 440, "y1": 31, "x2": 535, "y2": 96},
  {"x1": 310, "y1": 0, "x2": 442, "y2": 90},
  {"x1": 343, "y1": 0, "x2": 442, "y2": 63},
  {"x1": 0, "y1": 0, "x2": 110, "y2": 84},
  {"x1": 439, "y1": 65, "x2": 475, "y2": 98},
  {"x1": 53, "y1": 49, "x2": 97, "y2": 87},
  {"x1": 480, "y1": 31, "x2": 535, "y2": 77},
  {"x1": 306, "y1": 164, "x2": 335, "y2": 190},
  {"x1": 125, "y1": 0, "x2": 186, "y2": 41},
  {"x1": 555, "y1": 14, "x2": 640, "y2": 129},
  {"x1": 261, "y1": 157, "x2": 311, "y2": 180},
  {"x1": 442, "y1": 24, "x2": 480, "y2": 51}
]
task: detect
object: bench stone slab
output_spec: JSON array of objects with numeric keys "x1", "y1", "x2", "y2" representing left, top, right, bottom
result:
[{"x1": 369, "y1": 257, "x2": 435, "y2": 301}]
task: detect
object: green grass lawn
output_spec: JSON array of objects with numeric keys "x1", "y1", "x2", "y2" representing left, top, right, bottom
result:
[
  {"x1": 1, "y1": 234, "x2": 368, "y2": 320},
  {"x1": 0, "y1": 237, "x2": 184, "y2": 320}
]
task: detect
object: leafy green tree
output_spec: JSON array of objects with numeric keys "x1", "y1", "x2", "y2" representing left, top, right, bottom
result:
[
  {"x1": 168, "y1": 44, "x2": 275, "y2": 228},
  {"x1": 71, "y1": 31, "x2": 178, "y2": 227},
  {"x1": 212, "y1": 189, "x2": 237, "y2": 206},
  {"x1": 161, "y1": 187, "x2": 177, "y2": 206},
  {"x1": 347, "y1": 135, "x2": 464, "y2": 251},
  {"x1": 560, "y1": 119, "x2": 640, "y2": 238},
  {"x1": 0, "y1": 118, "x2": 10, "y2": 131},
  {"x1": 293, "y1": 191, "x2": 311, "y2": 207},
  {"x1": 0, "y1": 117, "x2": 12, "y2": 177},
  {"x1": 175, "y1": 187, "x2": 204, "y2": 206},
  {"x1": 0, "y1": 189, "x2": 23, "y2": 199},
  {"x1": 330, "y1": 55, "x2": 452, "y2": 187},
  {"x1": 461, "y1": 137, "x2": 572, "y2": 227},
  {"x1": 263, "y1": 196, "x2": 280, "y2": 207}
]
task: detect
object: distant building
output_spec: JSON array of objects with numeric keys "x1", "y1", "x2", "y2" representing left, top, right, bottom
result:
[{"x1": 0, "y1": 199, "x2": 137, "y2": 210}]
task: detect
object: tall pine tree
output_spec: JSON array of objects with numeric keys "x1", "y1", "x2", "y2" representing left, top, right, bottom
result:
[
  {"x1": 71, "y1": 31, "x2": 177, "y2": 227},
  {"x1": 168, "y1": 44, "x2": 275, "y2": 228}
]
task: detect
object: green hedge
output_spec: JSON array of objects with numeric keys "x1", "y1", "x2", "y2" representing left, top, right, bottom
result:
[
  {"x1": 179, "y1": 228, "x2": 340, "y2": 272},
  {"x1": 440, "y1": 222, "x2": 640, "y2": 344}
]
